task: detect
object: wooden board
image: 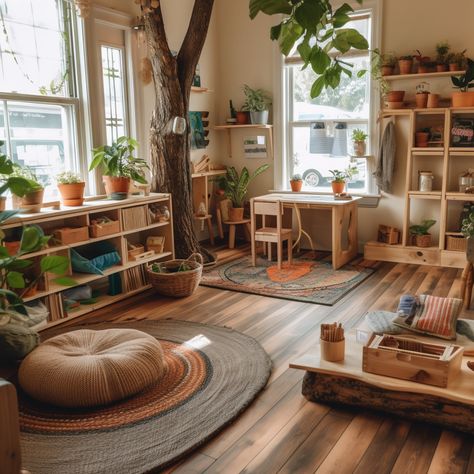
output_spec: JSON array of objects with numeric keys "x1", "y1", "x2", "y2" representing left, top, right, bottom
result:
[{"x1": 0, "y1": 379, "x2": 21, "y2": 474}]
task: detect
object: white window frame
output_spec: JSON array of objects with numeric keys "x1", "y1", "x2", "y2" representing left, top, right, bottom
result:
[{"x1": 275, "y1": 0, "x2": 382, "y2": 197}]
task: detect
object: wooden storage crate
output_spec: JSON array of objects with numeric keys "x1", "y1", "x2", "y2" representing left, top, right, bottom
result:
[
  {"x1": 446, "y1": 235, "x2": 467, "y2": 252},
  {"x1": 146, "y1": 236, "x2": 165, "y2": 254},
  {"x1": 362, "y1": 334, "x2": 464, "y2": 388},
  {"x1": 377, "y1": 225, "x2": 400, "y2": 245},
  {"x1": 127, "y1": 244, "x2": 145, "y2": 260},
  {"x1": 53, "y1": 226, "x2": 89, "y2": 245},
  {"x1": 89, "y1": 220, "x2": 120, "y2": 238}
]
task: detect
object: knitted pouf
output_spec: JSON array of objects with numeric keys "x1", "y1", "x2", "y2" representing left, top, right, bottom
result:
[{"x1": 19, "y1": 328, "x2": 165, "y2": 408}]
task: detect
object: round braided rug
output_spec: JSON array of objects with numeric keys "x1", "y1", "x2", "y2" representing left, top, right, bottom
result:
[{"x1": 18, "y1": 320, "x2": 272, "y2": 474}]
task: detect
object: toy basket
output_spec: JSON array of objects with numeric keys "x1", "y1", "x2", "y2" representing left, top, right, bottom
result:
[
  {"x1": 146, "y1": 253, "x2": 203, "y2": 297},
  {"x1": 446, "y1": 235, "x2": 467, "y2": 252}
]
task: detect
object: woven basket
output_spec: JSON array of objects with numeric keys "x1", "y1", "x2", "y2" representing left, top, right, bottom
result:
[
  {"x1": 147, "y1": 253, "x2": 203, "y2": 297},
  {"x1": 446, "y1": 235, "x2": 467, "y2": 252}
]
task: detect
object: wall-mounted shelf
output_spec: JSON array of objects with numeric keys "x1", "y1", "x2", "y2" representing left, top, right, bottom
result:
[
  {"x1": 383, "y1": 70, "x2": 465, "y2": 81},
  {"x1": 191, "y1": 86, "x2": 211, "y2": 93},
  {"x1": 214, "y1": 124, "x2": 273, "y2": 158}
]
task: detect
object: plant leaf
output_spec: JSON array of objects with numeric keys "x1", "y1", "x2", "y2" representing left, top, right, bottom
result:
[
  {"x1": 6, "y1": 271, "x2": 25, "y2": 289},
  {"x1": 40, "y1": 255, "x2": 69, "y2": 275},
  {"x1": 52, "y1": 276, "x2": 77, "y2": 287}
]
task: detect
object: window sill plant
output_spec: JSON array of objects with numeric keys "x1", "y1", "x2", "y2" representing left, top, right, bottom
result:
[
  {"x1": 90, "y1": 136, "x2": 149, "y2": 199},
  {"x1": 218, "y1": 164, "x2": 269, "y2": 221},
  {"x1": 329, "y1": 167, "x2": 357, "y2": 195},
  {"x1": 290, "y1": 174, "x2": 303, "y2": 192},
  {"x1": 409, "y1": 219, "x2": 436, "y2": 247},
  {"x1": 9, "y1": 164, "x2": 44, "y2": 213},
  {"x1": 56, "y1": 171, "x2": 86, "y2": 206},
  {"x1": 242, "y1": 85, "x2": 272, "y2": 125},
  {"x1": 352, "y1": 129, "x2": 368, "y2": 157}
]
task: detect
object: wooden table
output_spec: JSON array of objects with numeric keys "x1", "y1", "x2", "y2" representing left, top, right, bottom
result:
[
  {"x1": 254, "y1": 194, "x2": 361, "y2": 269},
  {"x1": 290, "y1": 336, "x2": 474, "y2": 434}
]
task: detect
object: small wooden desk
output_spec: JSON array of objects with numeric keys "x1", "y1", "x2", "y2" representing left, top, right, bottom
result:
[
  {"x1": 254, "y1": 194, "x2": 361, "y2": 269},
  {"x1": 290, "y1": 336, "x2": 474, "y2": 434}
]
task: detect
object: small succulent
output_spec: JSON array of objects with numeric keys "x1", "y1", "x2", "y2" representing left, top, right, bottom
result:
[
  {"x1": 291, "y1": 174, "x2": 302, "y2": 182},
  {"x1": 409, "y1": 219, "x2": 436, "y2": 236},
  {"x1": 56, "y1": 171, "x2": 83, "y2": 185},
  {"x1": 352, "y1": 129, "x2": 368, "y2": 143}
]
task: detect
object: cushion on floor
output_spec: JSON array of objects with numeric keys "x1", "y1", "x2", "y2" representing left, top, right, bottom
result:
[{"x1": 18, "y1": 328, "x2": 165, "y2": 407}]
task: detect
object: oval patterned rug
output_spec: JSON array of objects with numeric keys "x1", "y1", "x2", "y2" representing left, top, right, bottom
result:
[{"x1": 18, "y1": 320, "x2": 272, "y2": 474}]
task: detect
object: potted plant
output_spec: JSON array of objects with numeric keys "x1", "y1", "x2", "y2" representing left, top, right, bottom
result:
[
  {"x1": 236, "y1": 110, "x2": 250, "y2": 125},
  {"x1": 370, "y1": 50, "x2": 391, "y2": 96},
  {"x1": 451, "y1": 58, "x2": 474, "y2": 108},
  {"x1": 0, "y1": 143, "x2": 35, "y2": 211},
  {"x1": 329, "y1": 167, "x2": 356, "y2": 195},
  {"x1": 9, "y1": 165, "x2": 44, "y2": 213},
  {"x1": 414, "y1": 50, "x2": 436, "y2": 74},
  {"x1": 379, "y1": 53, "x2": 397, "y2": 76},
  {"x1": 409, "y1": 219, "x2": 436, "y2": 247},
  {"x1": 398, "y1": 55, "x2": 414, "y2": 75},
  {"x1": 461, "y1": 211, "x2": 474, "y2": 262},
  {"x1": 352, "y1": 129, "x2": 368, "y2": 157},
  {"x1": 90, "y1": 136, "x2": 149, "y2": 198},
  {"x1": 415, "y1": 128, "x2": 430, "y2": 147},
  {"x1": 415, "y1": 82, "x2": 430, "y2": 108},
  {"x1": 386, "y1": 90, "x2": 405, "y2": 103},
  {"x1": 56, "y1": 171, "x2": 86, "y2": 207},
  {"x1": 219, "y1": 164, "x2": 269, "y2": 221},
  {"x1": 290, "y1": 174, "x2": 303, "y2": 192},
  {"x1": 448, "y1": 50, "x2": 467, "y2": 72},
  {"x1": 435, "y1": 42, "x2": 450, "y2": 72},
  {"x1": 242, "y1": 85, "x2": 272, "y2": 125}
]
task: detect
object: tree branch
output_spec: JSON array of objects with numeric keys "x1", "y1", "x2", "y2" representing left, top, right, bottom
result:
[{"x1": 177, "y1": 0, "x2": 214, "y2": 94}]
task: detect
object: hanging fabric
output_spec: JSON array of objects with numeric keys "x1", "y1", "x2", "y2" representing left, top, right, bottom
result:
[{"x1": 374, "y1": 120, "x2": 397, "y2": 193}]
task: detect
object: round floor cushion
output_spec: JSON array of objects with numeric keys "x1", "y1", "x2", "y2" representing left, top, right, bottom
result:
[{"x1": 19, "y1": 328, "x2": 165, "y2": 408}]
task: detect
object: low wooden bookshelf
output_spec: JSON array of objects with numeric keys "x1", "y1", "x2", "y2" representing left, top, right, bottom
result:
[{"x1": 2, "y1": 194, "x2": 174, "y2": 331}]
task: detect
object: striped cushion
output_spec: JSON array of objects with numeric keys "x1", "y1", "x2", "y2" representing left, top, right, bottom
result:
[{"x1": 413, "y1": 295, "x2": 462, "y2": 339}]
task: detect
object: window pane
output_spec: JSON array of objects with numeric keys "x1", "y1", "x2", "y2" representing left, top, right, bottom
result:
[
  {"x1": 100, "y1": 45, "x2": 127, "y2": 144},
  {"x1": 8, "y1": 101, "x2": 73, "y2": 199},
  {"x1": 0, "y1": 0, "x2": 70, "y2": 96}
]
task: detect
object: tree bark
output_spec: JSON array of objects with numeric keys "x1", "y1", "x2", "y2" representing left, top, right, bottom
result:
[{"x1": 144, "y1": 0, "x2": 214, "y2": 261}]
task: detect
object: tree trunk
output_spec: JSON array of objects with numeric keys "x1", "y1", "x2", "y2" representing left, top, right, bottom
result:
[{"x1": 144, "y1": 1, "x2": 214, "y2": 261}]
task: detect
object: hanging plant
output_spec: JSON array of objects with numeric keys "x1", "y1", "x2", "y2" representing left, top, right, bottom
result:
[{"x1": 249, "y1": 0, "x2": 369, "y2": 98}]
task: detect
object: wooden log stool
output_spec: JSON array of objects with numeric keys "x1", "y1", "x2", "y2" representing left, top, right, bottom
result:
[{"x1": 216, "y1": 199, "x2": 251, "y2": 249}]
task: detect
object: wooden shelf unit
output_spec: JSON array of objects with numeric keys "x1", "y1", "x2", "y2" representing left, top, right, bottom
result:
[
  {"x1": 365, "y1": 107, "x2": 474, "y2": 268},
  {"x1": 214, "y1": 124, "x2": 274, "y2": 158},
  {"x1": 383, "y1": 70, "x2": 466, "y2": 81},
  {"x1": 2, "y1": 194, "x2": 174, "y2": 330}
]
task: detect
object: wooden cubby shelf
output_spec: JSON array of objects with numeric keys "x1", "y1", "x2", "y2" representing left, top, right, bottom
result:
[{"x1": 2, "y1": 194, "x2": 174, "y2": 330}]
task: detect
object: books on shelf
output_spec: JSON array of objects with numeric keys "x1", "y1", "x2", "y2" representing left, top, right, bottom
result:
[{"x1": 122, "y1": 264, "x2": 148, "y2": 293}]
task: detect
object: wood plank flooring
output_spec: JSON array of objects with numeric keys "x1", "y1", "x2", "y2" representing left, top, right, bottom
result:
[{"x1": 51, "y1": 255, "x2": 474, "y2": 474}]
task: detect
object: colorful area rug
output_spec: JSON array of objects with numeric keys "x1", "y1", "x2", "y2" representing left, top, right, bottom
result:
[
  {"x1": 201, "y1": 252, "x2": 376, "y2": 306},
  {"x1": 17, "y1": 320, "x2": 272, "y2": 474}
]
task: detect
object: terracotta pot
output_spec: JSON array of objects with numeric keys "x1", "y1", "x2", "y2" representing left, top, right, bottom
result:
[
  {"x1": 449, "y1": 63, "x2": 460, "y2": 72},
  {"x1": 398, "y1": 59, "x2": 413, "y2": 74},
  {"x1": 415, "y1": 132, "x2": 430, "y2": 147},
  {"x1": 418, "y1": 65, "x2": 430, "y2": 74},
  {"x1": 381, "y1": 66, "x2": 394, "y2": 76},
  {"x1": 236, "y1": 111, "x2": 249, "y2": 125},
  {"x1": 0, "y1": 196, "x2": 5, "y2": 211},
  {"x1": 290, "y1": 180, "x2": 303, "y2": 192},
  {"x1": 14, "y1": 189, "x2": 44, "y2": 213},
  {"x1": 58, "y1": 182, "x2": 85, "y2": 207},
  {"x1": 452, "y1": 91, "x2": 474, "y2": 108},
  {"x1": 103, "y1": 176, "x2": 131, "y2": 196},
  {"x1": 427, "y1": 93, "x2": 440, "y2": 108},
  {"x1": 415, "y1": 93, "x2": 429, "y2": 108},
  {"x1": 386, "y1": 90, "x2": 405, "y2": 102},
  {"x1": 436, "y1": 64, "x2": 448, "y2": 72},
  {"x1": 331, "y1": 181, "x2": 345, "y2": 194},
  {"x1": 414, "y1": 234, "x2": 432, "y2": 248},
  {"x1": 353, "y1": 141, "x2": 366, "y2": 157},
  {"x1": 4, "y1": 241, "x2": 21, "y2": 256},
  {"x1": 228, "y1": 207, "x2": 244, "y2": 222}
]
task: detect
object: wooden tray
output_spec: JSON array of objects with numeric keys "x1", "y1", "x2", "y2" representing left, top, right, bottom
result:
[
  {"x1": 54, "y1": 226, "x2": 89, "y2": 245},
  {"x1": 89, "y1": 220, "x2": 120, "y2": 238},
  {"x1": 362, "y1": 333, "x2": 464, "y2": 388}
]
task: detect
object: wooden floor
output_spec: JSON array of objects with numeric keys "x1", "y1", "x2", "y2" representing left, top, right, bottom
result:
[{"x1": 54, "y1": 255, "x2": 474, "y2": 474}]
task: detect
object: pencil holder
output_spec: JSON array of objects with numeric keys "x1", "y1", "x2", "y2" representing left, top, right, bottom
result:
[{"x1": 320, "y1": 338, "x2": 345, "y2": 362}]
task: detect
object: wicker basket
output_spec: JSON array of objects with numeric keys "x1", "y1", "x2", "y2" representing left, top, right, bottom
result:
[
  {"x1": 446, "y1": 235, "x2": 467, "y2": 252},
  {"x1": 146, "y1": 253, "x2": 203, "y2": 297}
]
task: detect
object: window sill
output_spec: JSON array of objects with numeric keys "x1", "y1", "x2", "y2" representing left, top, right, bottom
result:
[{"x1": 269, "y1": 189, "x2": 381, "y2": 208}]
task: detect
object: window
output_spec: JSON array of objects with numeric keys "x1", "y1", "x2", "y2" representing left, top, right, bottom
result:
[
  {"x1": 284, "y1": 11, "x2": 376, "y2": 194},
  {"x1": 0, "y1": 0, "x2": 80, "y2": 200}
]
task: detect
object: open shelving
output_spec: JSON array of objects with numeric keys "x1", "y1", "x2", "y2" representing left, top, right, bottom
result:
[
  {"x1": 365, "y1": 107, "x2": 474, "y2": 268},
  {"x1": 214, "y1": 124, "x2": 274, "y2": 158},
  {"x1": 2, "y1": 194, "x2": 174, "y2": 331}
]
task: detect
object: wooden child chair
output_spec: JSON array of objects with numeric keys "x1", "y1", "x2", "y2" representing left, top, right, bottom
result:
[{"x1": 250, "y1": 198, "x2": 293, "y2": 269}]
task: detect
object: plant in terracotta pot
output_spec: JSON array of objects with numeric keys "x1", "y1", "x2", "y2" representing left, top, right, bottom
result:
[
  {"x1": 56, "y1": 171, "x2": 86, "y2": 207},
  {"x1": 414, "y1": 50, "x2": 435, "y2": 74},
  {"x1": 398, "y1": 55, "x2": 414, "y2": 75},
  {"x1": 220, "y1": 164, "x2": 269, "y2": 221},
  {"x1": 242, "y1": 85, "x2": 272, "y2": 125},
  {"x1": 90, "y1": 136, "x2": 148, "y2": 199},
  {"x1": 409, "y1": 219, "x2": 436, "y2": 247},
  {"x1": 380, "y1": 53, "x2": 397, "y2": 76},
  {"x1": 415, "y1": 82, "x2": 430, "y2": 108},
  {"x1": 451, "y1": 58, "x2": 474, "y2": 108},
  {"x1": 328, "y1": 167, "x2": 356, "y2": 195},
  {"x1": 9, "y1": 165, "x2": 44, "y2": 213},
  {"x1": 415, "y1": 128, "x2": 430, "y2": 147},
  {"x1": 352, "y1": 129, "x2": 368, "y2": 157},
  {"x1": 448, "y1": 50, "x2": 467, "y2": 72},
  {"x1": 0, "y1": 143, "x2": 35, "y2": 211},
  {"x1": 290, "y1": 174, "x2": 303, "y2": 192},
  {"x1": 370, "y1": 50, "x2": 391, "y2": 96},
  {"x1": 236, "y1": 110, "x2": 250, "y2": 125},
  {"x1": 435, "y1": 41, "x2": 450, "y2": 72}
]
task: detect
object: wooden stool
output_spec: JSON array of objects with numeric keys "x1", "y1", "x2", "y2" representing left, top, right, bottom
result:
[
  {"x1": 216, "y1": 209, "x2": 251, "y2": 249},
  {"x1": 461, "y1": 261, "x2": 474, "y2": 309}
]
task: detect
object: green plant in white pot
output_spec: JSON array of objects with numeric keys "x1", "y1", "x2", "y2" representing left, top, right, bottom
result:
[{"x1": 242, "y1": 85, "x2": 272, "y2": 125}]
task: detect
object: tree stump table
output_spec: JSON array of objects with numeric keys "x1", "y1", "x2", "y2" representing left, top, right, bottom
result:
[{"x1": 290, "y1": 336, "x2": 474, "y2": 435}]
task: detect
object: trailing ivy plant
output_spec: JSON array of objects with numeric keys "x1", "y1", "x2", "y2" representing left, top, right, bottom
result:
[{"x1": 249, "y1": 0, "x2": 369, "y2": 98}]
